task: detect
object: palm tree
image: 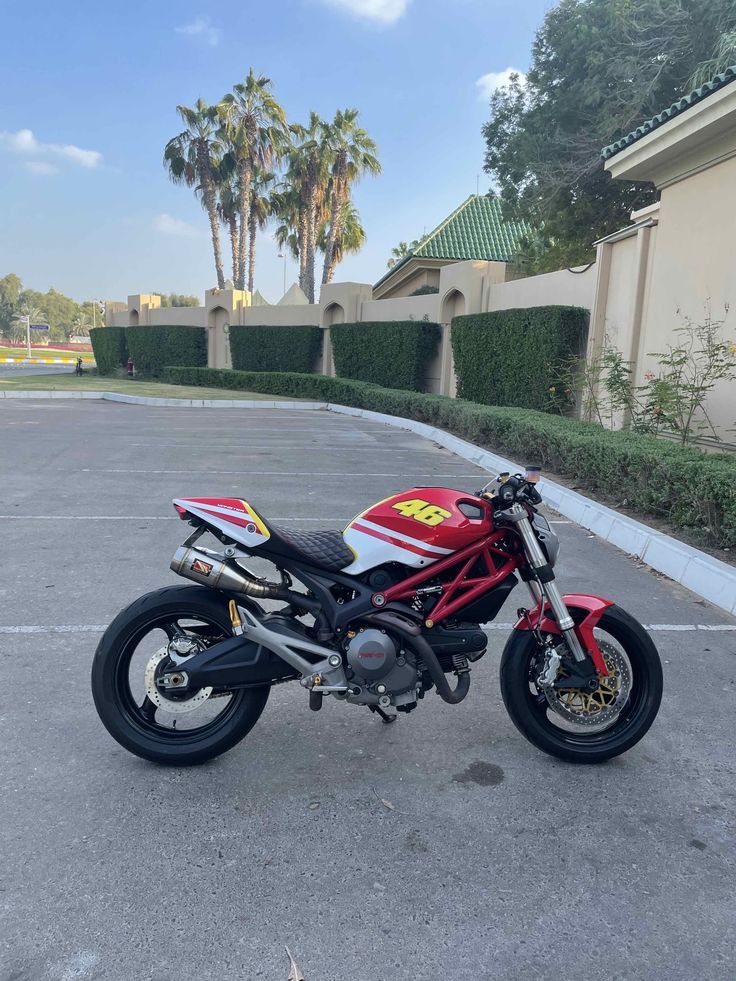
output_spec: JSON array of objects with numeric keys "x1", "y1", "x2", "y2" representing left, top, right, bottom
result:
[
  {"x1": 218, "y1": 70, "x2": 288, "y2": 291},
  {"x1": 320, "y1": 109, "x2": 380, "y2": 287},
  {"x1": 214, "y1": 161, "x2": 241, "y2": 284},
  {"x1": 286, "y1": 114, "x2": 330, "y2": 302},
  {"x1": 248, "y1": 169, "x2": 274, "y2": 294},
  {"x1": 164, "y1": 98, "x2": 225, "y2": 289},
  {"x1": 689, "y1": 31, "x2": 736, "y2": 88},
  {"x1": 319, "y1": 200, "x2": 366, "y2": 284},
  {"x1": 271, "y1": 185, "x2": 304, "y2": 292}
]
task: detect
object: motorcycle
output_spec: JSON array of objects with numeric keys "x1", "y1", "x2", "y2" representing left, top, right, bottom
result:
[{"x1": 91, "y1": 470, "x2": 663, "y2": 766}]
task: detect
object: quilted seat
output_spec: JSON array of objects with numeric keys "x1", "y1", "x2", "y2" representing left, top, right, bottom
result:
[{"x1": 265, "y1": 525, "x2": 354, "y2": 572}]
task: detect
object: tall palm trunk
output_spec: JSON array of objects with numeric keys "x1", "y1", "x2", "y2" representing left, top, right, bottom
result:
[
  {"x1": 198, "y1": 149, "x2": 225, "y2": 289},
  {"x1": 324, "y1": 245, "x2": 339, "y2": 286},
  {"x1": 236, "y1": 161, "x2": 252, "y2": 291},
  {"x1": 322, "y1": 172, "x2": 344, "y2": 286},
  {"x1": 298, "y1": 207, "x2": 308, "y2": 296},
  {"x1": 228, "y1": 217, "x2": 239, "y2": 285},
  {"x1": 248, "y1": 199, "x2": 258, "y2": 295},
  {"x1": 305, "y1": 190, "x2": 317, "y2": 303}
]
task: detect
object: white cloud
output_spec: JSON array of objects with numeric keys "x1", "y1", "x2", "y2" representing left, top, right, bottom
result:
[
  {"x1": 321, "y1": 0, "x2": 412, "y2": 24},
  {"x1": 153, "y1": 214, "x2": 200, "y2": 238},
  {"x1": 175, "y1": 16, "x2": 221, "y2": 45},
  {"x1": 476, "y1": 67, "x2": 527, "y2": 101},
  {"x1": 0, "y1": 128, "x2": 103, "y2": 169},
  {"x1": 25, "y1": 161, "x2": 59, "y2": 176}
]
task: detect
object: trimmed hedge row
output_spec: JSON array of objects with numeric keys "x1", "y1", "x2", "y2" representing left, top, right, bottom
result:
[
  {"x1": 452, "y1": 306, "x2": 589, "y2": 410},
  {"x1": 229, "y1": 324, "x2": 321, "y2": 373},
  {"x1": 331, "y1": 320, "x2": 441, "y2": 391},
  {"x1": 163, "y1": 366, "x2": 736, "y2": 550},
  {"x1": 91, "y1": 324, "x2": 207, "y2": 377},
  {"x1": 90, "y1": 326, "x2": 128, "y2": 375},
  {"x1": 125, "y1": 325, "x2": 207, "y2": 377}
]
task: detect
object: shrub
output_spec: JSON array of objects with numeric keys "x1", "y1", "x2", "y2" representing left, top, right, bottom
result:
[
  {"x1": 164, "y1": 366, "x2": 736, "y2": 550},
  {"x1": 331, "y1": 320, "x2": 441, "y2": 391},
  {"x1": 126, "y1": 325, "x2": 207, "y2": 377},
  {"x1": 90, "y1": 326, "x2": 128, "y2": 375},
  {"x1": 229, "y1": 324, "x2": 321, "y2": 373},
  {"x1": 452, "y1": 306, "x2": 589, "y2": 411}
]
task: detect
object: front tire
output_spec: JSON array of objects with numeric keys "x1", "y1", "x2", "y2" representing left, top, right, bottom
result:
[
  {"x1": 499, "y1": 605, "x2": 662, "y2": 764},
  {"x1": 91, "y1": 585, "x2": 270, "y2": 766}
]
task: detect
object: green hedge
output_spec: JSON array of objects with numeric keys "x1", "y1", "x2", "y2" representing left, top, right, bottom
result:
[
  {"x1": 331, "y1": 320, "x2": 441, "y2": 391},
  {"x1": 163, "y1": 366, "x2": 736, "y2": 550},
  {"x1": 90, "y1": 326, "x2": 128, "y2": 375},
  {"x1": 125, "y1": 325, "x2": 207, "y2": 377},
  {"x1": 229, "y1": 324, "x2": 321, "y2": 373},
  {"x1": 452, "y1": 306, "x2": 589, "y2": 410}
]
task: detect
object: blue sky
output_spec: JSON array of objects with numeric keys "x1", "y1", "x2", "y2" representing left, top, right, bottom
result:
[{"x1": 0, "y1": 0, "x2": 551, "y2": 304}]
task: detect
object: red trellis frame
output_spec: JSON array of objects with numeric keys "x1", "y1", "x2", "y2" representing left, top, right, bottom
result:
[{"x1": 375, "y1": 530, "x2": 520, "y2": 624}]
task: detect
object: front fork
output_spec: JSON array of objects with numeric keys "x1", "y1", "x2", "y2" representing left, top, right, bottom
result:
[{"x1": 507, "y1": 504, "x2": 588, "y2": 663}]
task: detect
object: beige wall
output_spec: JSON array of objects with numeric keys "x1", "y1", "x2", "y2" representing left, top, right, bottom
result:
[
  {"x1": 360, "y1": 294, "x2": 440, "y2": 322},
  {"x1": 105, "y1": 260, "x2": 596, "y2": 397},
  {"x1": 148, "y1": 307, "x2": 205, "y2": 327},
  {"x1": 485, "y1": 265, "x2": 597, "y2": 315},
  {"x1": 598, "y1": 87, "x2": 736, "y2": 446}
]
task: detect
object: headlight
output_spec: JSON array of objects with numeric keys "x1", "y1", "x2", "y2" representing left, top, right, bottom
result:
[{"x1": 532, "y1": 514, "x2": 560, "y2": 568}]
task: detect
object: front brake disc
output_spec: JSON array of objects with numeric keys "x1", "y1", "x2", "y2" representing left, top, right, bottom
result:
[{"x1": 543, "y1": 640, "x2": 632, "y2": 728}]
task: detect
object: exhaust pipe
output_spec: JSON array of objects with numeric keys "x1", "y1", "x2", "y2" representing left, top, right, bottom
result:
[{"x1": 170, "y1": 545, "x2": 320, "y2": 613}]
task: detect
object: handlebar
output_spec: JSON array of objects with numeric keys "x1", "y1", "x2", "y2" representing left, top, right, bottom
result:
[{"x1": 476, "y1": 472, "x2": 543, "y2": 509}]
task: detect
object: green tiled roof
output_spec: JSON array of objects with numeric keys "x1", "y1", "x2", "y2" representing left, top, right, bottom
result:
[
  {"x1": 602, "y1": 66, "x2": 736, "y2": 160},
  {"x1": 375, "y1": 195, "x2": 531, "y2": 289}
]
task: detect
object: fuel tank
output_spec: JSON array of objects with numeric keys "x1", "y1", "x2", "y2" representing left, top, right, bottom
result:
[{"x1": 342, "y1": 487, "x2": 492, "y2": 575}]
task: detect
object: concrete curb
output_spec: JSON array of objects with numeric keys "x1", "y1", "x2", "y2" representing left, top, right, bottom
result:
[{"x1": 4, "y1": 389, "x2": 735, "y2": 617}]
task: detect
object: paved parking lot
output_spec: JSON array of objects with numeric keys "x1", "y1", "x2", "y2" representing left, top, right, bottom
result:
[{"x1": 1, "y1": 398, "x2": 735, "y2": 981}]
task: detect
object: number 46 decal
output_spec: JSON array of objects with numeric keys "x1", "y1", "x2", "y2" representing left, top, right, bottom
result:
[{"x1": 392, "y1": 498, "x2": 452, "y2": 527}]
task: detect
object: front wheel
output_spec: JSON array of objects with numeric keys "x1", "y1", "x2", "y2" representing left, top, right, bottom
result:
[
  {"x1": 91, "y1": 585, "x2": 270, "y2": 766},
  {"x1": 499, "y1": 605, "x2": 663, "y2": 764}
]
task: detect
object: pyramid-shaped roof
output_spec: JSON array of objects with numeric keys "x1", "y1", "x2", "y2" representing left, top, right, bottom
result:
[{"x1": 375, "y1": 194, "x2": 531, "y2": 289}]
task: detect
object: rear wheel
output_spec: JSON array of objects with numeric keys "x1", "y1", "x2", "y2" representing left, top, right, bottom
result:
[
  {"x1": 499, "y1": 605, "x2": 662, "y2": 764},
  {"x1": 91, "y1": 585, "x2": 270, "y2": 766}
]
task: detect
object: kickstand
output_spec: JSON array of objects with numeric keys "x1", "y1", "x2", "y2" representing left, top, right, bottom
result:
[{"x1": 369, "y1": 704, "x2": 397, "y2": 725}]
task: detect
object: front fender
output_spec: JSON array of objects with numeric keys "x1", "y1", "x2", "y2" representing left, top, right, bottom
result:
[{"x1": 514, "y1": 594, "x2": 614, "y2": 675}]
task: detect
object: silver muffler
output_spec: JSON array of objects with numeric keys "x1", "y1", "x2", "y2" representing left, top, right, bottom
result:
[
  {"x1": 170, "y1": 545, "x2": 259, "y2": 594},
  {"x1": 170, "y1": 545, "x2": 320, "y2": 612}
]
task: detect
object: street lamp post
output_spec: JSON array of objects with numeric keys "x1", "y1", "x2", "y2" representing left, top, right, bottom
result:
[
  {"x1": 12, "y1": 314, "x2": 31, "y2": 359},
  {"x1": 277, "y1": 253, "x2": 287, "y2": 296}
]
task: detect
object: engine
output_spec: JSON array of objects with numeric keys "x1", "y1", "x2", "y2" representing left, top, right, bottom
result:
[
  {"x1": 344, "y1": 628, "x2": 420, "y2": 710},
  {"x1": 343, "y1": 622, "x2": 488, "y2": 712}
]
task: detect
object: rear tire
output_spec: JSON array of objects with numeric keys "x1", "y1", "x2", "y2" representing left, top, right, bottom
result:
[
  {"x1": 91, "y1": 585, "x2": 270, "y2": 766},
  {"x1": 499, "y1": 605, "x2": 662, "y2": 764}
]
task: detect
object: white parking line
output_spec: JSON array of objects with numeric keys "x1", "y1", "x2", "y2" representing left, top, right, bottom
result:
[
  {"x1": 0, "y1": 515, "x2": 350, "y2": 522},
  {"x1": 63, "y1": 469, "x2": 484, "y2": 478},
  {"x1": 1, "y1": 623, "x2": 733, "y2": 635}
]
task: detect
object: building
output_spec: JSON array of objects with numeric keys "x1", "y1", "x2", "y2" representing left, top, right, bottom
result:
[
  {"x1": 372, "y1": 194, "x2": 531, "y2": 301},
  {"x1": 591, "y1": 66, "x2": 736, "y2": 446}
]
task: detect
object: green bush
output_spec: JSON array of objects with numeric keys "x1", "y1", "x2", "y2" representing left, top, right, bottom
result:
[
  {"x1": 229, "y1": 324, "x2": 321, "y2": 373},
  {"x1": 452, "y1": 306, "x2": 589, "y2": 410},
  {"x1": 90, "y1": 326, "x2": 128, "y2": 375},
  {"x1": 331, "y1": 320, "x2": 441, "y2": 391},
  {"x1": 126, "y1": 325, "x2": 207, "y2": 377},
  {"x1": 164, "y1": 366, "x2": 736, "y2": 550}
]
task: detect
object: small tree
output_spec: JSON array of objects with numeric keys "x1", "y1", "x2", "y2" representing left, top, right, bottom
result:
[{"x1": 561, "y1": 305, "x2": 736, "y2": 444}]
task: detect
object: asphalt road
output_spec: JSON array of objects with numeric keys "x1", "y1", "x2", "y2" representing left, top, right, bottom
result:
[{"x1": 1, "y1": 399, "x2": 734, "y2": 981}]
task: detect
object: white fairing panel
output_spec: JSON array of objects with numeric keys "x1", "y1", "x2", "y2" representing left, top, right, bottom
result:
[
  {"x1": 173, "y1": 498, "x2": 270, "y2": 549},
  {"x1": 342, "y1": 517, "x2": 454, "y2": 575}
]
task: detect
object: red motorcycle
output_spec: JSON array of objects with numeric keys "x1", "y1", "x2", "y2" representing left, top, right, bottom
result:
[{"x1": 91, "y1": 470, "x2": 663, "y2": 766}]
